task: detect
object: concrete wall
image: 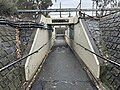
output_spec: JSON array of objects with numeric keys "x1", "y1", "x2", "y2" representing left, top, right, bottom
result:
[
  {"x1": 65, "y1": 19, "x2": 100, "y2": 79},
  {"x1": 42, "y1": 16, "x2": 78, "y2": 25},
  {"x1": 25, "y1": 28, "x2": 55, "y2": 81}
]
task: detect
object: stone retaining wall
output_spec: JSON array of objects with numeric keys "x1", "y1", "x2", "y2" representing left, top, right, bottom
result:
[
  {"x1": 100, "y1": 13, "x2": 120, "y2": 90},
  {"x1": 0, "y1": 25, "x2": 36, "y2": 90},
  {"x1": 82, "y1": 16, "x2": 120, "y2": 90}
]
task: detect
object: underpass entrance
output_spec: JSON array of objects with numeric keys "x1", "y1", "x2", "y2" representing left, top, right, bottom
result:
[{"x1": 30, "y1": 28, "x2": 98, "y2": 90}]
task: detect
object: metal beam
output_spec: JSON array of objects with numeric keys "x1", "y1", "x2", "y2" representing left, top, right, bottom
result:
[
  {"x1": 0, "y1": 19, "x2": 45, "y2": 28},
  {"x1": 17, "y1": 8, "x2": 120, "y2": 13}
]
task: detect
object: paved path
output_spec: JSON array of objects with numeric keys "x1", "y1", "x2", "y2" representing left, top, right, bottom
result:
[{"x1": 31, "y1": 36, "x2": 97, "y2": 90}]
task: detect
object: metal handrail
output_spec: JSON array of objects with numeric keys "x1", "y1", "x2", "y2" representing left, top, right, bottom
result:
[
  {"x1": 65, "y1": 36, "x2": 120, "y2": 67},
  {"x1": 17, "y1": 8, "x2": 120, "y2": 13},
  {"x1": 0, "y1": 38, "x2": 54, "y2": 72},
  {"x1": 0, "y1": 19, "x2": 45, "y2": 28}
]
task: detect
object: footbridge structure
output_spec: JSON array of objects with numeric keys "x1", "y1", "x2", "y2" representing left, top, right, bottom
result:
[
  {"x1": 0, "y1": 6, "x2": 120, "y2": 90},
  {"x1": 40, "y1": 15, "x2": 78, "y2": 25}
]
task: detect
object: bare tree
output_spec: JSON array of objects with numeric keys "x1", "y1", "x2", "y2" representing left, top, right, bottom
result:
[{"x1": 92, "y1": 0, "x2": 118, "y2": 16}]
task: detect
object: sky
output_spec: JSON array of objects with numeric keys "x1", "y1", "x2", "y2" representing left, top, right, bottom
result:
[{"x1": 49, "y1": 0, "x2": 92, "y2": 17}]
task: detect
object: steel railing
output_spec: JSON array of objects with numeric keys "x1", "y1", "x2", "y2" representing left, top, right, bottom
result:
[
  {"x1": 0, "y1": 38, "x2": 54, "y2": 72},
  {"x1": 65, "y1": 36, "x2": 120, "y2": 67},
  {"x1": 0, "y1": 18, "x2": 46, "y2": 28}
]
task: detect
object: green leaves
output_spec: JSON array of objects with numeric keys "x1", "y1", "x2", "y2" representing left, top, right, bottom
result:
[
  {"x1": 0, "y1": 0, "x2": 18, "y2": 16},
  {"x1": 43, "y1": 0, "x2": 53, "y2": 8},
  {"x1": 0, "y1": 0, "x2": 52, "y2": 16}
]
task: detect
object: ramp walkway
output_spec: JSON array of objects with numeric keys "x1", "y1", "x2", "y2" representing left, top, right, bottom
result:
[{"x1": 30, "y1": 36, "x2": 97, "y2": 90}]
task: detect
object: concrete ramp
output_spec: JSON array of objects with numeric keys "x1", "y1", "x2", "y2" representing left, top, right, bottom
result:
[{"x1": 30, "y1": 36, "x2": 97, "y2": 90}]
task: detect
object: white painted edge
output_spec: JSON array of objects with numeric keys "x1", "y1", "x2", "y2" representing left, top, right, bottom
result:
[
  {"x1": 80, "y1": 19, "x2": 100, "y2": 78},
  {"x1": 25, "y1": 28, "x2": 40, "y2": 81}
]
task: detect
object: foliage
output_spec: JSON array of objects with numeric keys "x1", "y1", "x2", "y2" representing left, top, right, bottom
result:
[
  {"x1": 92, "y1": 0, "x2": 118, "y2": 15},
  {"x1": 92, "y1": 0, "x2": 117, "y2": 8},
  {"x1": 0, "y1": 0, "x2": 18, "y2": 16},
  {"x1": 17, "y1": 0, "x2": 52, "y2": 9},
  {"x1": 42, "y1": 0, "x2": 53, "y2": 8},
  {"x1": 0, "y1": 0, "x2": 52, "y2": 16}
]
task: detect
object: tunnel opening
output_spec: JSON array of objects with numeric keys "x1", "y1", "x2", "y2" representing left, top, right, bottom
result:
[
  {"x1": 52, "y1": 19, "x2": 69, "y2": 23},
  {"x1": 30, "y1": 32, "x2": 97, "y2": 90},
  {"x1": 29, "y1": 23, "x2": 98, "y2": 90},
  {"x1": 55, "y1": 26, "x2": 66, "y2": 35}
]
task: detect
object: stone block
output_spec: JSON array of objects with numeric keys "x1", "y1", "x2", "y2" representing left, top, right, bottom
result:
[
  {"x1": 0, "y1": 85, "x2": 4, "y2": 90},
  {"x1": 8, "y1": 41, "x2": 15, "y2": 46},
  {"x1": 1, "y1": 36, "x2": 8, "y2": 42},
  {"x1": 0, "y1": 57, "x2": 9, "y2": 66},
  {"x1": 112, "y1": 78, "x2": 120, "y2": 90},
  {"x1": 8, "y1": 70, "x2": 16, "y2": 81},
  {"x1": 7, "y1": 54, "x2": 16, "y2": 62},
  {"x1": 109, "y1": 74, "x2": 116, "y2": 84},
  {"x1": 7, "y1": 36, "x2": 13, "y2": 41},
  {"x1": 0, "y1": 79, "x2": 6, "y2": 88},
  {"x1": 13, "y1": 76, "x2": 21, "y2": 88},
  {"x1": 0, "y1": 31, "x2": 6, "y2": 36},
  {"x1": 4, "y1": 85, "x2": 10, "y2": 90},
  {"x1": 8, "y1": 81, "x2": 16, "y2": 90},
  {"x1": 0, "y1": 62, "x2": 3, "y2": 68},
  {"x1": 3, "y1": 77, "x2": 10, "y2": 86},
  {"x1": 1, "y1": 69, "x2": 9, "y2": 76}
]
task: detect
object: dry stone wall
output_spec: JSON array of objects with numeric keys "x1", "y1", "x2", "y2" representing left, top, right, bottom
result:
[
  {"x1": 82, "y1": 15, "x2": 120, "y2": 90},
  {"x1": 100, "y1": 13, "x2": 120, "y2": 90},
  {"x1": 0, "y1": 25, "x2": 36, "y2": 90}
]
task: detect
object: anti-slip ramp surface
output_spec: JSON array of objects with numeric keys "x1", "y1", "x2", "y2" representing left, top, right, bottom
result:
[{"x1": 30, "y1": 36, "x2": 97, "y2": 90}]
